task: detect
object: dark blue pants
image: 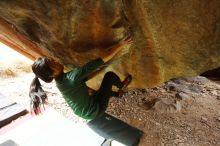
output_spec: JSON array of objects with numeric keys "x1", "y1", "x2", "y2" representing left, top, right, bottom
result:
[{"x1": 95, "y1": 71, "x2": 123, "y2": 112}]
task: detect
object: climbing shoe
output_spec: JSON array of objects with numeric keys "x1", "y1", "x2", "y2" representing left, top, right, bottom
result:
[{"x1": 118, "y1": 74, "x2": 132, "y2": 97}]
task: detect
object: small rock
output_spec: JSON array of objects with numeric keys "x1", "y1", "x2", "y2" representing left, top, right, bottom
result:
[
  {"x1": 153, "y1": 98, "x2": 182, "y2": 113},
  {"x1": 217, "y1": 117, "x2": 220, "y2": 122},
  {"x1": 184, "y1": 76, "x2": 208, "y2": 83},
  {"x1": 189, "y1": 85, "x2": 203, "y2": 94},
  {"x1": 176, "y1": 92, "x2": 190, "y2": 100},
  {"x1": 181, "y1": 88, "x2": 193, "y2": 94},
  {"x1": 201, "y1": 117, "x2": 208, "y2": 122},
  {"x1": 211, "y1": 90, "x2": 219, "y2": 96},
  {"x1": 217, "y1": 97, "x2": 220, "y2": 100},
  {"x1": 165, "y1": 82, "x2": 178, "y2": 91},
  {"x1": 155, "y1": 122, "x2": 160, "y2": 126},
  {"x1": 172, "y1": 78, "x2": 187, "y2": 85}
]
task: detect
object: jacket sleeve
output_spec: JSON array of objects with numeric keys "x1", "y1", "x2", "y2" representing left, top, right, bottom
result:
[{"x1": 74, "y1": 58, "x2": 104, "y2": 80}]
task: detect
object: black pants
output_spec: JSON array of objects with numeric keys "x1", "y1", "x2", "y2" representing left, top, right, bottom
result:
[{"x1": 95, "y1": 71, "x2": 123, "y2": 112}]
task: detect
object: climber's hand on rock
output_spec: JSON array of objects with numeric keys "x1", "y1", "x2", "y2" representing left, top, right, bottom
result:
[
  {"x1": 102, "y1": 36, "x2": 133, "y2": 63},
  {"x1": 121, "y1": 35, "x2": 133, "y2": 45}
]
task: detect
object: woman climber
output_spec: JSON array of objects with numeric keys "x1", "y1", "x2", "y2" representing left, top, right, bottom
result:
[{"x1": 29, "y1": 37, "x2": 132, "y2": 120}]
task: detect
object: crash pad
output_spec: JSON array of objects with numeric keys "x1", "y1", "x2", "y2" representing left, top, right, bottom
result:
[
  {"x1": 0, "y1": 108, "x2": 105, "y2": 146},
  {"x1": 88, "y1": 113, "x2": 143, "y2": 146},
  {"x1": 0, "y1": 93, "x2": 27, "y2": 128}
]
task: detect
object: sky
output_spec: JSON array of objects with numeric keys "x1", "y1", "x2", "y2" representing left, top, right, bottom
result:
[{"x1": 0, "y1": 42, "x2": 31, "y2": 63}]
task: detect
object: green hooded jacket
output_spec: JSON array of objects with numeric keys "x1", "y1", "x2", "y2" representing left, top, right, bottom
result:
[{"x1": 55, "y1": 58, "x2": 104, "y2": 120}]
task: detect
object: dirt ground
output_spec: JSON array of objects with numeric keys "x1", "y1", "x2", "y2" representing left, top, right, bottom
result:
[
  {"x1": 108, "y1": 77, "x2": 220, "y2": 146},
  {"x1": 1, "y1": 43, "x2": 220, "y2": 146},
  {"x1": 0, "y1": 72, "x2": 220, "y2": 146}
]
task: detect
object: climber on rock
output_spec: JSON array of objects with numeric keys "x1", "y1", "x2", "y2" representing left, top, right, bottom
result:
[{"x1": 29, "y1": 37, "x2": 132, "y2": 120}]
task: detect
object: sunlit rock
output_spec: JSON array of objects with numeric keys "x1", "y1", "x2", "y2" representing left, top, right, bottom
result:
[{"x1": 0, "y1": 0, "x2": 220, "y2": 89}]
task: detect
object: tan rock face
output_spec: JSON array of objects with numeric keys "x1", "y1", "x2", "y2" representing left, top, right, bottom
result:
[{"x1": 0, "y1": 0, "x2": 220, "y2": 89}]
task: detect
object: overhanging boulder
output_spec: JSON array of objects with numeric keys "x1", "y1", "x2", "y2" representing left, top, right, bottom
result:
[{"x1": 0, "y1": 0, "x2": 220, "y2": 89}]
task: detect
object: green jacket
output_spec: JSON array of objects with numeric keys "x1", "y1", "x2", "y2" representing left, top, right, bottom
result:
[{"x1": 55, "y1": 58, "x2": 104, "y2": 120}]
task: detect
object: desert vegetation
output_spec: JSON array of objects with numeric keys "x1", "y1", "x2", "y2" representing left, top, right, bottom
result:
[{"x1": 0, "y1": 43, "x2": 32, "y2": 78}]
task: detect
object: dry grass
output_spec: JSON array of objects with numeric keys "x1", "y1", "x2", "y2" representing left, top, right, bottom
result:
[
  {"x1": 11, "y1": 60, "x2": 32, "y2": 73},
  {"x1": 0, "y1": 68, "x2": 16, "y2": 78},
  {"x1": 0, "y1": 60, "x2": 32, "y2": 78},
  {"x1": 0, "y1": 42, "x2": 33, "y2": 78}
]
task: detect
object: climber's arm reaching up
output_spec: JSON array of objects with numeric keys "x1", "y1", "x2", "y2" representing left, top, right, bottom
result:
[{"x1": 101, "y1": 37, "x2": 132, "y2": 63}]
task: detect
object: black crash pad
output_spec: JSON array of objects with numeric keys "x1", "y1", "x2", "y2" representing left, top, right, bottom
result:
[
  {"x1": 0, "y1": 93, "x2": 27, "y2": 128},
  {"x1": 87, "y1": 113, "x2": 143, "y2": 146},
  {"x1": 0, "y1": 140, "x2": 20, "y2": 146}
]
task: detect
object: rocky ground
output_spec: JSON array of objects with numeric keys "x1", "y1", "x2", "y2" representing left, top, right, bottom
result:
[
  {"x1": 108, "y1": 76, "x2": 220, "y2": 146},
  {"x1": 0, "y1": 73, "x2": 220, "y2": 146}
]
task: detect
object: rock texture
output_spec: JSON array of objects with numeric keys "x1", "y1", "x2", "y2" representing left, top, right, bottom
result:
[{"x1": 0, "y1": 0, "x2": 220, "y2": 88}]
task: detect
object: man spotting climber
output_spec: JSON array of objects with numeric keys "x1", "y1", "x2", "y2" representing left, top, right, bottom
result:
[{"x1": 29, "y1": 37, "x2": 132, "y2": 120}]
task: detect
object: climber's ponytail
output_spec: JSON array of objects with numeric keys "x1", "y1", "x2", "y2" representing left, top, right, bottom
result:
[{"x1": 29, "y1": 76, "x2": 48, "y2": 115}]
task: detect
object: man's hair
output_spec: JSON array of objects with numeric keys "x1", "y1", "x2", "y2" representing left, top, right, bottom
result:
[{"x1": 32, "y1": 57, "x2": 53, "y2": 83}]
